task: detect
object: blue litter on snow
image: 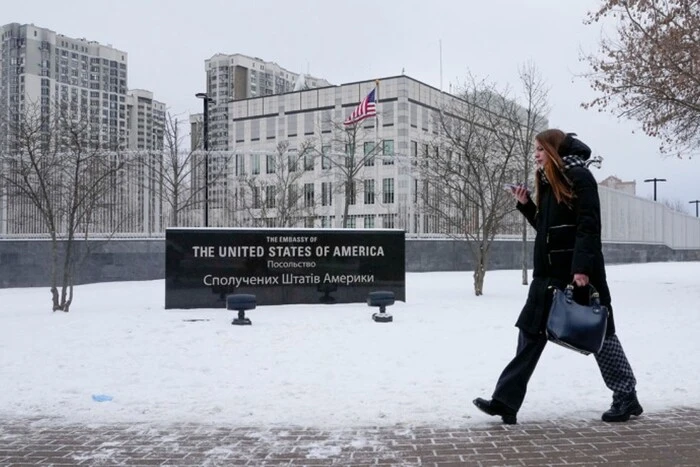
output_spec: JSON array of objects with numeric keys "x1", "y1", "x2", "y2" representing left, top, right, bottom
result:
[{"x1": 91, "y1": 394, "x2": 113, "y2": 402}]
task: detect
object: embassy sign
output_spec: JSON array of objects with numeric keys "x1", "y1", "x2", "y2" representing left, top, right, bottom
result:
[{"x1": 165, "y1": 228, "x2": 405, "y2": 309}]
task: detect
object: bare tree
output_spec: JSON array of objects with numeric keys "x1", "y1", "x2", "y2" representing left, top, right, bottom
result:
[
  {"x1": 141, "y1": 113, "x2": 230, "y2": 227},
  {"x1": 421, "y1": 77, "x2": 524, "y2": 295},
  {"x1": 230, "y1": 140, "x2": 317, "y2": 227},
  {"x1": 511, "y1": 62, "x2": 550, "y2": 285},
  {"x1": 582, "y1": 0, "x2": 700, "y2": 156},
  {"x1": 316, "y1": 120, "x2": 384, "y2": 227},
  {"x1": 0, "y1": 103, "x2": 130, "y2": 311},
  {"x1": 660, "y1": 197, "x2": 690, "y2": 214}
]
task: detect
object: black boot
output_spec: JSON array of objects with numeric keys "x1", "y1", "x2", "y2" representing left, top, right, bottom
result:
[
  {"x1": 473, "y1": 397, "x2": 517, "y2": 424},
  {"x1": 602, "y1": 391, "x2": 643, "y2": 422}
]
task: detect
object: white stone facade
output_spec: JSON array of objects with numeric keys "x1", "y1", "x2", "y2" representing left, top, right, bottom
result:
[{"x1": 217, "y1": 75, "x2": 452, "y2": 232}]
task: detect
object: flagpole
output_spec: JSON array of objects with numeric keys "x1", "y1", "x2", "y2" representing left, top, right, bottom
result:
[{"x1": 375, "y1": 79, "x2": 380, "y2": 147}]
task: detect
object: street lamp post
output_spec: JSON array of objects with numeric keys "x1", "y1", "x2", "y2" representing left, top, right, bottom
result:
[
  {"x1": 689, "y1": 200, "x2": 700, "y2": 217},
  {"x1": 643, "y1": 178, "x2": 667, "y2": 202},
  {"x1": 195, "y1": 92, "x2": 213, "y2": 227}
]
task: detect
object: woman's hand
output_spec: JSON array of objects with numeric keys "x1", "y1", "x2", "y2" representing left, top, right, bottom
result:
[
  {"x1": 573, "y1": 273, "x2": 589, "y2": 287},
  {"x1": 510, "y1": 185, "x2": 529, "y2": 204}
]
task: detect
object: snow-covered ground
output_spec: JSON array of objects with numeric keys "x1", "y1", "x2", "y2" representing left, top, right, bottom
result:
[{"x1": 1, "y1": 262, "x2": 698, "y2": 427}]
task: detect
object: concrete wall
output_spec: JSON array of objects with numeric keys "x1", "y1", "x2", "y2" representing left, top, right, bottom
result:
[
  {"x1": 406, "y1": 239, "x2": 700, "y2": 272},
  {"x1": 1, "y1": 238, "x2": 699, "y2": 288},
  {"x1": 0, "y1": 240, "x2": 164, "y2": 288}
]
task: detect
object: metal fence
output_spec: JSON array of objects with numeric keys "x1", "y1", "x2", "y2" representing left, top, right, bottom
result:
[{"x1": 2, "y1": 178, "x2": 699, "y2": 250}]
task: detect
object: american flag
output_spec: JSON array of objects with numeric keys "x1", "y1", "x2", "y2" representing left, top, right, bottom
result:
[{"x1": 344, "y1": 88, "x2": 377, "y2": 125}]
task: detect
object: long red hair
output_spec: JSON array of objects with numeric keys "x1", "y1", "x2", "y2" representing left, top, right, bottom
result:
[{"x1": 534, "y1": 129, "x2": 574, "y2": 206}]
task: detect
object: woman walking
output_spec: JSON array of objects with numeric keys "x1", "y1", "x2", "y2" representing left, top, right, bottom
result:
[{"x1": 473, "y1": 129, "x2": 642, "y2": 424}]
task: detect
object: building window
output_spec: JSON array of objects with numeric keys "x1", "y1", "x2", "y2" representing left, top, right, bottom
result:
[
  {"x1": 288, "y1": 149, "x2": 298, "y2": 172},
  {"x1": 380, "y1": 213, "x2": 396, "y2": 229},
  {"x1": 265, "y1": 185, "x2": 276, "y2": 208},
  {"x1": 410, "y1": 103, "x2": 418, "y2": 128},
  {"x1": 322, "y1": 145, "x2": 331, "y2": 170},
  {"x1": 266, "y1": 154, "x2": 276, "y2": 174},
  {"x1": 347, "y1": 181, "x2": 356, "y2": 205},
  {"x1": 304, "y1": 112, "x2": 314, "y2": 135},
  {"x1": 364, "y1": 179, "x2": 375, "y2": 204},
  {"x1": 288, "y1": 184, "x2": 298, "y2": 208},
  {"x1": 364, "y1": 215, "x2": 375, "y2": 228},
  {"x1": 304, "y1": 152, "x2": 314, "y2": 171},
  {"x1": 382, "y1": 178, "x2": 394, "y2": 204},
  {"x1": 304, "y1": 183, "x2": 315, "y2": 208},
  {"x1": 322, "y1": 182, "x2": 333, "y2": 206},
  {"x1": 235, "y1": 121, "x2": 245, "y2": 142},
  {"x1": 422, "y1": 143, "x2": 430, "y2": 169},
  {"x1": 345, "y1": 143, "x2": 355, "y2": 168},
  {"x1": 251, "y1": 154, "x2": 261, "y2": 175},
  {"x1": 287, "y1": 113, "x2": 297, "y2": 137},
  {"x1": 252, "y1": 186, "x2": 261, "y2": 209},
  {"x1": 382, "y1": 101, "x2": 394, "y2": 127},
  {"x1": 266, "y1": 116, "x2": 276, "y2": 140},
  {"x1": 411, "y1": 140, "x2": 418, "y2": 166},
  {"x1": 235, "y1": 154, "x2": 246, "y2": 175},
  {"x1": 364, "y1": 141, "x2": 375, "y2": 166},
  {"x1": 321, "y1": 110, "x2": 332, "y2": 133},
  {"x1": 382, "y1": 140, "x2": 394, "y2": 165},
  {"x1": 251, "y1": 118, "x2": 260, "y2": 141}
]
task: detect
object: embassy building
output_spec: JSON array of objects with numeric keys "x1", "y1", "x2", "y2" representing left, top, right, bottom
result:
[{"x1": 203, "y1": 74, "x2": 470, "y2": 234}]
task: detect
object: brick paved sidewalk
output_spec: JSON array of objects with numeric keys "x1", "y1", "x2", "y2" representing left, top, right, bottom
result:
[{"x1": 1, "y1": 407, "x2": 698, "y2": 466}]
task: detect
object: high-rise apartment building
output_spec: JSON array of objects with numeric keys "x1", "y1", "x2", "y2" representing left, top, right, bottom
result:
[
  {"x1": 126, "y1": 89, "x2": 165, "y2": 150},
  {"x1": 189, "y1": 113, "x2": 203, "y2": 151},
  {"x1": 202, "y1": 53, "x2": 332, "y2": 150},
  {"x1": 1, "y1": 23, "x2": 166, "y2": 151},
  {"x1": 0, "y1": 23, "x2": 129, "y2": 149},
  {"x1": 0, "y1": 23, "x2": 166, "y2": 236}
]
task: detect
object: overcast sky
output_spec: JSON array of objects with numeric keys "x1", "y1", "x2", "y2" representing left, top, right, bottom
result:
[{"x1": 6, "y1": 0, "x2": 699, "y2": 211}]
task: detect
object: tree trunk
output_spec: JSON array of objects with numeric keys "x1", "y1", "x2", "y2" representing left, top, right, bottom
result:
[
  {"x1": 473, "y1": 241, "x2": 488, "y2": 296},
  {"x1": 172, "y1": 189, "x2": 179, "y2": 226},
  {"x1": 66, "y1": 284, "x2": 74, "y2": 312},
  {"x1": 57, "y1": 236, "x2": 74, "y2": 312},
  {"x1": 50, "y1": 234, "x2": 61, "y2": 311},
  {"x1": 61, "y1": 258, "x2": 74, "y2": 312},
  {"x1": 51, "y1": 287, "x2": 60, "y2": 311},
  {"x1": 342, "y1": 179, "x2": 351, "y2": 228}
]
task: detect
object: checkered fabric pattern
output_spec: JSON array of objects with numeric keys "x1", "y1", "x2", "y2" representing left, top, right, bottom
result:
[
  {"x1": 537, "y1": 155, "x2": 587, "y2": 185},
  {"x1": 561, "y1": 155, "x2": 587, "y2": 170},
  {"x1": 595, "y1": 334, "x2": 637, "y2": 401}
]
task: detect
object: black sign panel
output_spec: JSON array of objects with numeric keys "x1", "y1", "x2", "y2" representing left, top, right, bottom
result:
[{"x1": 165, "y1": 228, "x2": 405, "y2": 309}]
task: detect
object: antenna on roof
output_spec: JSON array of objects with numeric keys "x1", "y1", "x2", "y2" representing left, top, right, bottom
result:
[{"x1": 439, "y1": 39, "x2": 443, "y2": 91}]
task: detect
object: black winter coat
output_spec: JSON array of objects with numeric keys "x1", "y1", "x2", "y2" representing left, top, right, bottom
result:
[{"x1": 515, "y1": 166, "x2": 616, "y2": 337}]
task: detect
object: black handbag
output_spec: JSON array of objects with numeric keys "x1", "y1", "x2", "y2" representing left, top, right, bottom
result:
[{"x1": 546, "y1": 284, "x2": 608, "y2": 355}]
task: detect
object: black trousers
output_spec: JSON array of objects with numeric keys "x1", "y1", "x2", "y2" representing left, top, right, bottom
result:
[{"x1": 492, "y1": 330, "x2": 637, "y2": 412}]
